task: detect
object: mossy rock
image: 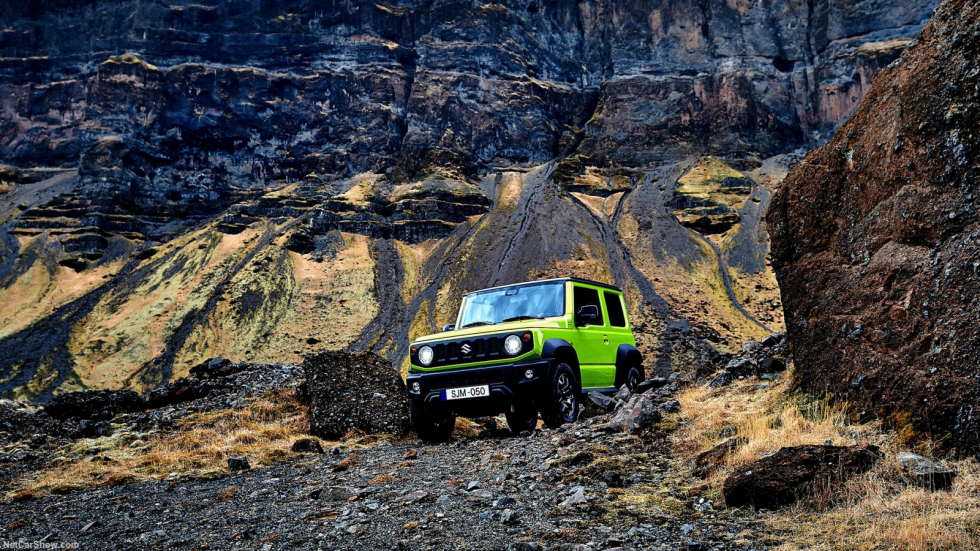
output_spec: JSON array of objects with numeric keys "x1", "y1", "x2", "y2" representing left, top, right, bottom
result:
[{"x1": 673, "y1": 157, "x2": 753, "y2": 234}]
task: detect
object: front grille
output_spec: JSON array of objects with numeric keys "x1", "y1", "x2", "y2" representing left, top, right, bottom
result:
[
  {"x1": 413, "y1": 333, "x2": 529, "y2": 367},
  {"x1": 429, "y1": 369, "x2": 504, "y2": 390}
]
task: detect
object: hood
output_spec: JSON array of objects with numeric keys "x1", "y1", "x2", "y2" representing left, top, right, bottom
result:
[{"x1": 412, "y1": 318, "x2": 567, "y2": 344}]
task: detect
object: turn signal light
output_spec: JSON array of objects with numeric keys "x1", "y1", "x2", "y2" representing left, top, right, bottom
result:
[{"x1": 523, "y1": 332, "x2": 531, "y2": 341}]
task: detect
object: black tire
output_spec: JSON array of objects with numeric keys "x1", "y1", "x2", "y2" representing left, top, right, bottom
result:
[
  {"x1": 505, "y1": 404, "x2": 538, "y2": 434},
  {"x1": 625, "y1": 366, "x2": 642, "y2": 392},
  {"x1": 410, "y1": 399, "x2": 456, "y2": 443},
  {"x1": 540, "y1": 362, "x2": 579, "y2": 429}
]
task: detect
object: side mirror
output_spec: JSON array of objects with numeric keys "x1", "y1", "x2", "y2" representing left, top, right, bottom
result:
[
  {"x1": 442, "y1": 324, "x2": 455, "y2": 332},
  {"x1": 575, "y1": 305, "x2": 599, "y2": 327}
]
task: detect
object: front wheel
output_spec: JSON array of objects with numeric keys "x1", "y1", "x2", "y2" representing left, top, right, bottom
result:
[
  {"x1": 505, "y1": 404, "x2": 538, "y2": 434},
  {"x1": 410, "y1": 399, "x2": 456, "y2": 443},
  {"x1": 540, "y1": 363, "x2": 579, "y2": 429}
]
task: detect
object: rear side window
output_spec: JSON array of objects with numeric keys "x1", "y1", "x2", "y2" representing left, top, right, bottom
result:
[
  {"x1": 573, "y1": 286, "x2": 604, "y2": 325},
  {"x1": 604, "y1": 292, "x2": 626, "y2": 327}
]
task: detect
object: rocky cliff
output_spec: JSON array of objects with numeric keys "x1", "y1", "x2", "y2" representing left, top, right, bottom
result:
[
  {"x1": 0, "y1": 0, "x2": 937, "y2": 398},
  {"x1": 769, "y1": 0, "x2": 979, "y2": 452}
]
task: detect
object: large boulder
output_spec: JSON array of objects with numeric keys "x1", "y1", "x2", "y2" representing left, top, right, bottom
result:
[
  {"x1": 723, "y1": 444, "x2": 881, "y2": 509},
  {"x1": 767, "y1": 0, "x2": 980, "y2": 453},
  {"x1": 303, "y1": 351, "x2": 411, "y2": 439}
]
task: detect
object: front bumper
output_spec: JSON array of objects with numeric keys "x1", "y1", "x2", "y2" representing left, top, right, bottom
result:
[{"x1": 406, "y1": 358, "x2": 552, "y2": 414}]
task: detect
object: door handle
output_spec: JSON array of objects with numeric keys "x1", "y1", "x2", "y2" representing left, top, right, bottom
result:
[{"x1": 603, "y1": 335, "x2": 610, "y2": 345}]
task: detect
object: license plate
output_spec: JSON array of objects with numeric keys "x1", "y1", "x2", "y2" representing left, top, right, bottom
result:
[{"x1": 441, "y1": 385, "x2": 489, "y2": 401}]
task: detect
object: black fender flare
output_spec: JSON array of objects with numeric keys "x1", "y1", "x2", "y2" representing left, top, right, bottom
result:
[
  {"x1": 540, "y1": 338, "x2": 581, "y2": 392},
  {"x1": 614, "y1": 344, "x2": 643, "y2": 388}
]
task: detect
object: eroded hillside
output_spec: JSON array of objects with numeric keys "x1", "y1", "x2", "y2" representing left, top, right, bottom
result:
[{"x1": 0, "y1": 0, "x2": 938, "y2": 397}]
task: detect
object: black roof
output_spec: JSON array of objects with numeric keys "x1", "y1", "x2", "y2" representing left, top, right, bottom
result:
[
  {"x1": 567, "y1": 277, "x2": 622, "y2": 291},
  {"x1": 464, "y1": 277, "x2": 622, "y2": 295}
]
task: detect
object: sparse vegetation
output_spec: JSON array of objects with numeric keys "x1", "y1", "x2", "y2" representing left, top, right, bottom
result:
[
  {"x1": 675, "y1": 372, "x2": 980, "y2": 551},
  {"x1": 5, "y1": 389, "x2": 319, "y2": 502}
]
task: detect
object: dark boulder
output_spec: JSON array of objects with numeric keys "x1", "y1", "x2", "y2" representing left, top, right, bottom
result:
[
  {"x1": 723, "y1": 444, "x2": 881, "y2": 509},
  {"x1": 303, "y1": 351, "x2": 411, "y2": 439}
]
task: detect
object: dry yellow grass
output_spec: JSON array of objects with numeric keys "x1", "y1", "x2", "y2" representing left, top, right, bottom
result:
[
  {"x1": 674, "y1": 371, "x2": 980, "y2": 550},
  {"x1": 770, "y1": 461, "x2": 980, "y2": 551},
  {"x1": 5, "y1": 389, "x2": 321, "y2": 502},
  {"x1": 368, "y1": 474, "x2": 395, "y2": 485}
]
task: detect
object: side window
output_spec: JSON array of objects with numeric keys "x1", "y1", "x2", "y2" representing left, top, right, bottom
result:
[
  {"x1": 572, "y1": 286, "x2": 603, "y2": 325},
  {"x1": 604, "y1": 292, "x2": 626, "y2": 327}
]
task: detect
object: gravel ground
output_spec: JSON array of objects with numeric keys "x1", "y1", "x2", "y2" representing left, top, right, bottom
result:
[
  {"x1": 0, "y1": 420, "x2": 777, "y2": 550},
  {"x1": 0, "y1": 358, "x2": 782, "y2": 550}
]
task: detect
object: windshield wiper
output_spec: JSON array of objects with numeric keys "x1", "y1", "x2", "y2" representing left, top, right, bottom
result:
[
  {"x1": 501, "y1": 315, "x2": 544, "y2": 323},
  {"x1": 461, "y1": 321, "x2": 496, "y2": 329}
]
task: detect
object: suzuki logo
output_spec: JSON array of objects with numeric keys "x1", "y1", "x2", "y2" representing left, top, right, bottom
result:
[{"x1": 461, "y1": 343, "x2": 471, "y2": 355}]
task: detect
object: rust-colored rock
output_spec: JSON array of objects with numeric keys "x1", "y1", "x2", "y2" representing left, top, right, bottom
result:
[
  {"x1": 768, "y1": 0, "x2": 980, "y2": 452},
  {"x1": 723, "y1": 444, "x2": 881, "y2": 509}
]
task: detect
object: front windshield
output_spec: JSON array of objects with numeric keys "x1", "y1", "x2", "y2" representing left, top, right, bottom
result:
[{"x1": 458, "y1": 281, "x2": 565, "y2": 329}]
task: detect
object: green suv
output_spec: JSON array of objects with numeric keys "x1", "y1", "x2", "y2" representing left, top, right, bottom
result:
[{"x1": 406, "y1": 278, "x2": 643, "y2": 442}]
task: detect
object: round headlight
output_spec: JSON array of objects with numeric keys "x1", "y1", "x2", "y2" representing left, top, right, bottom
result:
[
  {"x1": 418, "y1": 346, "x2": 434, "y2": 366},
  {"x1": 504, "y1": 335, "x2": 523, "y2": 356}
]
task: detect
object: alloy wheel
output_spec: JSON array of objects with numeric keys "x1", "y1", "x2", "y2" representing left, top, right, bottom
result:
[{"x1": 557, "y1": 373, "x2": 575, "y2": 419}]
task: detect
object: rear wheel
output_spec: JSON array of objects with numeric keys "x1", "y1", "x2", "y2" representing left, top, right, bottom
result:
[
  {"x1": 625, "y1": 366, "x2": 642, "y2": 392},
  {"x1": 541, "y1": 363, "x2": 579, "y2": 429},
  {"x1": 505, "y1": 404, "x2": 538, "y2": 434},
  {"x1": 410, "y1": 399, "x2": 456, "y2": 443}
]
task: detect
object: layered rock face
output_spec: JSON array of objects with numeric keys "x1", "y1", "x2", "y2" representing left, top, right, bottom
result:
[
  {"x1": 0, "y1": 0, "x2": 937, "y2": 398},
  {"x1": 769, "y1": 0, "x2": 980, "y2": 451}
]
